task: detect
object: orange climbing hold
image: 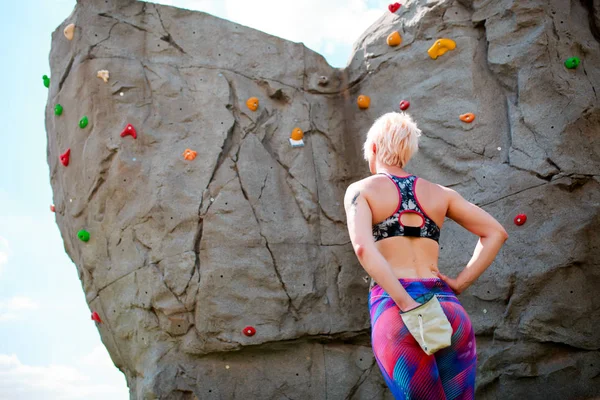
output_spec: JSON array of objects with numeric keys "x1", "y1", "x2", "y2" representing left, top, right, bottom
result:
[
  {"x1": 91, "y1": 311, "x2": 102, "y2": 323},
  {"x1": 427, "y1": 38, "x2": 456, "y2": 59},
  {"x1": 387, "y1": 31, "x2": 402, "y2": 47},
  {"x1": 289, "y1": 127, "x2": 304, "y2": 148},
  {"x1": 459, "y1": 113, "x2": 475, "y2": 123},
  {"x1": 246, "y1": 97, "x2": 259, "y2": 111},
  {"x1": 357, "y1": 95, "x2": 370, "y2": 109},
  {"x1": 183, "y1": 148, "x2": 197, "y2": 160}
]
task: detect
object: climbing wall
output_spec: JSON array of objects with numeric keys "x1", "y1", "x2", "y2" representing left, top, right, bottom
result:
[{"x1": 45, "y1": 0, "x2": 600, "y2": 398}]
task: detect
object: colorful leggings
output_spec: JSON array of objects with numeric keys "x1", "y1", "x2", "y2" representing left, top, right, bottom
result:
[{"x1": 368, "y1": 278, "x2": 477, "y2": 400}]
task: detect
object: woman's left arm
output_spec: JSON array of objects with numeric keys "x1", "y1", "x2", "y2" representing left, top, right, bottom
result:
[{"x1": 343, "y1": 182, "x2": 419, "y2": 312}]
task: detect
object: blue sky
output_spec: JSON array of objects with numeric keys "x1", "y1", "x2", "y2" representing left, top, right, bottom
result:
[{"x1": 0, "y1": 0, "x2": 388, "y2": 397}]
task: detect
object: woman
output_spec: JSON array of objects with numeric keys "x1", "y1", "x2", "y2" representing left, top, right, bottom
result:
[{"x1": 343, "y1": 112, "x2": 508, "y2": 399}]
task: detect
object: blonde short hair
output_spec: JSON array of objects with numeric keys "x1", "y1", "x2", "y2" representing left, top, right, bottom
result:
[{"x1": 363, "y1": 112, "x2": 421, "y2": 168}]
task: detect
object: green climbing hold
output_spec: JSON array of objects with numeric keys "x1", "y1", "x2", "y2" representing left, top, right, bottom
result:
[
  {"x1": 54, "y1": 104, "x2": 63, "y2": 116},
  {"x1": 564, "y1": 57, "x2": 580, "y2": 69},
  {"x1": 79, "y1": 116, "x2": 88, "y2": 129},
  {"x1": 43, "y1": 75, "x2": 50, "y2": 88},
  {"x1": 77, "y1": 229, "x2": 90, "y2": 242}
]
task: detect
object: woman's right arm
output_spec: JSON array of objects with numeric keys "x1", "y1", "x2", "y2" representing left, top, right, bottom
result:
[{"x1": 443, "y1": 187, "x2": 509, "y2": 293}]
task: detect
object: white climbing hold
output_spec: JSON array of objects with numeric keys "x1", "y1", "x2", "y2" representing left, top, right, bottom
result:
[
  {"x1": 64, "y1": 23, "x2": 75, "y2": 40},
  {"x1": 210, "y1": 198, "x2": 215, "y2": 202},
  {"x1": 120, "y1": 92, "x2": 124, "y2": 96},
  {"x1": 69, "y1": 198, "x2": 72, "y2": 202},
  {"x1": 97, "y1": 70, "x2": 109, "y2": 83},
  {"x1": 225, "y1": 365, "x2": 230, "y2": 369},
  {"x1": 483, "y1": 309, "x2": 487, "y2": 314}
]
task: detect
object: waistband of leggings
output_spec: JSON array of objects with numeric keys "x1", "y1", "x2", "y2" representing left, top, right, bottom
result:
[{"x1": 370, "y1": 277, "x2": 456, "y2": 296}]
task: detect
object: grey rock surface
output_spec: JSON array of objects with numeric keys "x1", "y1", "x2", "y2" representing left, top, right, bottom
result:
[{"x1": 46, "y1": 0, "x2": 600, "y2": 398}]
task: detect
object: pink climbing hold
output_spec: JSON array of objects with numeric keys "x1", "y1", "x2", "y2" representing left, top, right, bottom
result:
[
  {"x1": 120, "y1": 123, "x2": 137, "y2": 139},
  {"x1": 91, "y1": 311, "x2": 102, "y2": 323},
  {"x1": 399, "y1": 100, "x2": 410, "y2": 111},
  {"x1": 59, "y1": 148, "x2": 70, "y2": 166},
  {"x1": 514, "y1": 213, "x2": 527, "y2": 226},
  {"x1": 388, "y1": 2, "x2": 401, "y2": 13},
  {"x1": 242, "y1": 326, "x2": 256, "y2": 337}
]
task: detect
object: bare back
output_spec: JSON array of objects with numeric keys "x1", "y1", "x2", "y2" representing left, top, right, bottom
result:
[{"x1": 363, "y1": 174, "x2": 448, "y2": 279}]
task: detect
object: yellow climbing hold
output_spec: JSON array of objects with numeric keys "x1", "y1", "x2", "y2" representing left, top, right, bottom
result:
[
  {"x1": 97, "y1": 70, "x2": 109, "y2": 83},
  {"x1": 64, "y1": 23, "x2": 75, "y2": 40},
  {"x1": 387, "y1": 31, "x2": 402, "y2": 47},
  {"x1": 427, "y1": 38, "x2": 456, "y2": 59}
]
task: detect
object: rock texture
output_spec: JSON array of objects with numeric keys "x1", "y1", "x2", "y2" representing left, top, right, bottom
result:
[{"x1": 46, "y1": 0, "x2": 600, "y2": 398}]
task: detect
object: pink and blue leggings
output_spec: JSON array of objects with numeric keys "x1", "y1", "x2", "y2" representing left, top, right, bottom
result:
[{"x1": 368, "y1": 278, "x2": 477, "y2": 399}]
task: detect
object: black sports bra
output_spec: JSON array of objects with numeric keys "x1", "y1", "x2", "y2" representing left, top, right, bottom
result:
[{"x1": 371, "y1": 173, "x2": 441, "y2": 243}]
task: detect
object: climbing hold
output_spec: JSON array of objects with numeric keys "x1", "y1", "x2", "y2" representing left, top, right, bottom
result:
[
  {"x1": 50, "y1": 205, "x2": 55, "y2": 212},
  {"x1": 54, "y1": 104, "x2": 63, "y2": 116},
  {"x1": 246, "y1": 97, "x2": 259, "y2": 111},
  {"x1": 91, "y1": 311, "x2": 102, "y2": 323},
  {"x1": 242, "y1": 326, "x2": 256, "y2": 337},
  {"x1": 289, "y1": 127, "x2": 305, "y2": 148},
  {"x1": 120, "y1": 123, "x2": 137, "y2": 139},
  {"x1": 59, "y1": 148, "x2": 70, "y2": 166},
  {"x1": 387, "y1": 31, "x2": 402, "y2": 47},
  {"x1": 357, "y1": 95, "x2": 370, "y2": 109},
  {"x1": 318, "y1": 76, "x2": 329, "y2": 86},
  {"x1": 514, "y1": 213, "x2": 527, "y2": 226},
  {"x1": 43, "y1": 75, "x2": 50, "y2": 88},
  {"x1": 64, "y1": 23, "x2": 75, "y2": 40},
  {"x1": 225, "y1": 365, "x2": 230, "y2": 369},
  {"x1": 460, "y1": 113, "x2": 475, "y2": 123},
  {"x1": 183, "y1": 148, "x2": 197, "y2": 160},
  {"x1": 564, "y1": 57, "x2": 580, "y2": 69},
  {"x1": 79, "y1": 116, "x2": 88, "y2": 129},
  {"x1": 77, "y1": 229, "x2": 90, "y2": 242},
  {"x1": 399, "y1": 100, "x2": 410, "y2": 111},
  {"x1": 97, "y1": 70, "x2": 109, "y2": 83},
  {"x1": 427, "y1": 38, "x2": 456, "y2": 59},
  {"x1": 388, "y1": 2, "x2": 401, "y2": 13}
]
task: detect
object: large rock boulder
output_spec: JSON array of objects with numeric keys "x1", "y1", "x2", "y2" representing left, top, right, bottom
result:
[{"x1": 45, "y1": 0, "x2": 600, "y2": 398}]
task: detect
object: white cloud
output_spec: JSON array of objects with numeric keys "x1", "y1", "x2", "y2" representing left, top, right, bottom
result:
[
  {"x1": 144, "y1": 0, "x2": 389, "y2": 67},
  {"x1": 0, "y1": 296, "x2": 39, "y2": 323},
  {"x1": 0, "y1": 352, "x2": 128, "y2": 400},
  {"x1": 222, "y1": 0, "x2": 386, "y2": 57},
  {"x1": 0, "y1": 236, "x2": 9, "y2": 277}
]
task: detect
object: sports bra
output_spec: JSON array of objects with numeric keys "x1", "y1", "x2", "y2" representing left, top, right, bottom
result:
[{"x1": 371, "y1": 173, "x2": 441, "y2": 243}]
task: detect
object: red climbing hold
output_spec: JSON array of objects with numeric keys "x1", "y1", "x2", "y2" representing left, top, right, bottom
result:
[
  {"x1": 514, "y1": 213, "x2": 527, "y2": 226},
  {"x1": 59, "y1": 148, "x2": 70, "y2": 166},
  {"x1": 91, "y1": 311, "x2": 102, "y2": 323},
  {"x1": 388, "y1": 2, "x2": 401, "y2": 13},
  {"x1": 399, "y1": 100, "x2": 410, "y2": 111},
  {"x1": 120, "y1": 123, "x2": 137, "y2": 139},
  {"x1": 242, "y1": 326, "x2": 256, "y2": 336},
  {"x1": 50, "y1": 205, "x2": 55, "y2": 212}
]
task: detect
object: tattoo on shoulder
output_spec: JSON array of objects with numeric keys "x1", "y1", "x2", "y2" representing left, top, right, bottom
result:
[
  {"x1": 351, "y1": 191, "x2": 360, "y2": 214},
  {"x1": 351, "y1": 191, "x2": 360, "y2": 206}
]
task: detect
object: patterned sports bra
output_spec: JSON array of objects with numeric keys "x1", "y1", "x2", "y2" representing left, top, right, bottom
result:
[{"x1": 371, "y1": 173, "x2": 441, "y2": 243}]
